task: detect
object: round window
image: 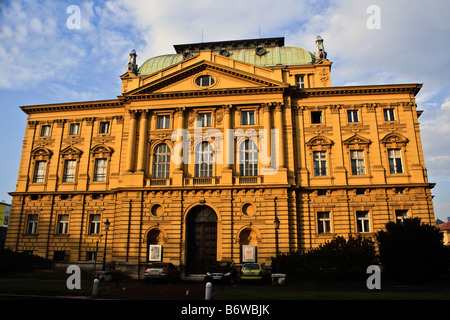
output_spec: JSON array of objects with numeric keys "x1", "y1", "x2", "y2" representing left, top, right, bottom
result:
[
  {"x1": 150, "y1": 204, "x2": 164, "y2": 217},
  {"x1": 242, "y1": 203, "x2": 256, "y2": 217},
  {"x1": 195, "y1": 75, "x2": 215, "y2": 87}
]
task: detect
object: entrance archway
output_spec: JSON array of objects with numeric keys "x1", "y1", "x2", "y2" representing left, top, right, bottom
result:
[{"x1": 186, "y1": 205, "x2": 217, "y2": 274}]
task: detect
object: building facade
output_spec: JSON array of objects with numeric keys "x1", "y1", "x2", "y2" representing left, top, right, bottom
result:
[{"x1": 6, "y1": 37, "x2": 435, "y2": 277}]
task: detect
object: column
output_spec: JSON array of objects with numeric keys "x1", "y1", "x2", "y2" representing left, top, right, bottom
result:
[
  {"x1": 222, "y1": 105, "x2": 233, "y2": 185},
  {"x1": 172, "y1": 107, "x2": 185, "y2": 185},
  {"x1": 223, "y1": 105, "x2": 233, "y2": 169},
  {"x1": 274, "y1": 103, "x2": 285, "y2": 168},
  {"x1": 126, "y1": 110, "x2": 138, "y2": 172},
  {"x1": 263, "y1": 103, "x2": 272, "y2": 167},
  {"x1": 137, "y1": 110, "x2": 149, "y2": 172}
]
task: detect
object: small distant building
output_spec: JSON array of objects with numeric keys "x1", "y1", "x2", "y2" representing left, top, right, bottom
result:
[
  {"x1": 437, "y1": 218, "x2": 450, "y2": 245},
  {"x1": 0, "y1": 202, "x2": 10, "y2": 248}
]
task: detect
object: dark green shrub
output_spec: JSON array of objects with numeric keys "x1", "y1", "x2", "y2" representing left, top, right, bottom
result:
[
  {"x1": 272, "y1": 235, "x2": 377, "y2": 283},
  {"x1": 0, "y1": 249, "x2": 53, "y2": 274},
  {"x1": 376, "y1": 218, "x2": 450, "y2": 284}
]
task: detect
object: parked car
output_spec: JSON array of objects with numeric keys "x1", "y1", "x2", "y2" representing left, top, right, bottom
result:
[
  {"x1": 205, "y1": 261, "x2": 237, "y2": 284},
  {"x1": 144, "y1": 262, "x2": 180, "y2": 282},
  {"x1": 240, "y1": 263, "x2": 271, "y2": 282}
]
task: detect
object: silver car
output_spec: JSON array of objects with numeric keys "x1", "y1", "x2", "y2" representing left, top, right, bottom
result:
[{"x1": 144, "y1": 262, "x2": 180, "y2": 282}]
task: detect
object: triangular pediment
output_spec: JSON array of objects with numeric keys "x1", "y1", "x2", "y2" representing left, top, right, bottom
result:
[
  {"x1": 124, "y1": 57, "x2": 288, "y2": 96},
  {"x1": 343, "y1": 134, "x2": 371, "y2": 146}
]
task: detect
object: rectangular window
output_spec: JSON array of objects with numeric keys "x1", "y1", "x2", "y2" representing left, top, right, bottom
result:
[
  {"x1": 311, "y1": 111, "x2": 323, "y2": 124},
  {"x1": 27, "y1": 214, "x2": 38, "y2": 234},
  {"x1": 384, "y1": 108, "x2": 396, "y2": 121},
  {"x1": 89, "y1": 214, "x2": 101, "y2": 234},
  {"x1": 63, "y1": 160, "x2": 76, "y2": 182},
  {"x1": 99, "y1": 121, "x2": 110, "y2": 134},
  {"x1": 356, "y1": 211, "x2": 371, "y2": 233},
  {"x1": 313, "y1": 151, "x2": 327, "y2": 176},
  {"x1": 395, "y1": 210, "x2": 408, "y2": 223},
  {"x1": 296, "y1": 75, "x2": 305, "y2": 89},
  {"x1": 157, "y1": 115, "x2": 170, "y2": 129},
  {"x1": 86, "y1": 251, "x2": 97, "y2": 261},
  {"x1": 395, "y1": 187, "x2": 405, "y2": 194},
  {"x1": 350, "y1": 150, "x2": 366, "y2": 175},
  {"x1": 198, "y1": 113, "x2": 212, "y2": 127},
  {"x1": 388, "y1": 149, "x2": 403, "y2": 174},
  {"x1": 317, "y1": 211, "x2": 331, "y2": 234},
  {"x1": 33, "y1": 161, "x2": 47, "y2": 183},
  {"x1": 347, "y1": 110, "x2": 359, "y2": 122},
  {"x1": 57, "y1": 214, "x2": 69, "y2": 234},
  {"x1": 69, "y1": 123, "x2": 80, "y2": 135},
  {"x1": 241, "y1": 111, "x2": 255, "y2": 125},
  {"x1": 40, "y1": 125, "x2": 51, "y2": 137},
  {"x1": 94, "y1": 158, "x2": 107, "y2": 182}
]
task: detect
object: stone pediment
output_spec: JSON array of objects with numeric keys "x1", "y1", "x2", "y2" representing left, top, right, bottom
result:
[
  {"x1": 343, "y1": 134, "x2": 371, "y2": 147},
  {"x1": 123, "y1": 58, "x2": 288, "y2": 97}
]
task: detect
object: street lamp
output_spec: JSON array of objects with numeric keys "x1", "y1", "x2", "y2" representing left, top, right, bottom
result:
[
  {"x1": 102, "y1": 218, "x2": 110, "y2": 271},
  {"x1": 274, "y1": 216, "x2": 280, "y2": 273}
]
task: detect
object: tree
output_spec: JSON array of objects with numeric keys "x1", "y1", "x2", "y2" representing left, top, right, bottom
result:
[
  {"x1": 376, "y1": 218, "x2": 449, "y2": 284},
  {"x1": 273, "y1": 235, "x2": 377, "y2": 282}
]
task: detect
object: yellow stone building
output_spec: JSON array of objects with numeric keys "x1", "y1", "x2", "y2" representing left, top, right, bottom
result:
[{"x1": 6, "y1": 37, "x2": 435, "y2": 278}]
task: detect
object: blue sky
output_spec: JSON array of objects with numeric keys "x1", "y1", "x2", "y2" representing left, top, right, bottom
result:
[{"x1": 1, "y1": 0, "x2": 450, "y2": 221}]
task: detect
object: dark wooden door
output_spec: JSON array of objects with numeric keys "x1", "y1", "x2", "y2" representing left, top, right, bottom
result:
[{"x1": 187, "y1": 206, "x2": 217, "y2": 274}]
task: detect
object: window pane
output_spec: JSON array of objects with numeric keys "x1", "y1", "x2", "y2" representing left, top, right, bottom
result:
[
  {"x1": 34, "y1": 161, "x2": 47, "y2": 183},
  {"x1": 296, "y1": 75, "x2": 305, "y2": 89},
  {"x1": 313, "y1": 151, "x2": 327, "y2": 176},
  {"x1": 384, "y1": 109, "x2": 395, "y2": 121},
  {"x1": 241, "y1": 111, "x2": 255, "y2": 125},
  {"x1": 240, "y1": 140, "x2": 258, "y2": 176},
  {"x1": 195, "y1": 142, "x2": 213, "y2": 177},
  {"x1": 69, "y1": 123, "x2": 80, "y2": 135},
  {"x1": 89, "y1": 214, "x2": 101, "y2": 234},
  {"x1": 388, "y1": 149, "x2": 403, "y2": 174},
  {"x1": 350, "y1": 150, "x2": 365, "y2": 175},
  {"x1": 152, "y1": 144, "x2": 170, "y2": 179},
  {"x1": 311, "y1": 111, "x2": 322, "y2": 124},
  {"x1": 94, "y1": 158, "x2": 107, "y2": 181},
  {"x1": 41, "y1": 125, "x2": 51, "y2": 137},
  {"x1": 27, "y1": 214, "x2": 38, "y2": 234},
  {"x1": 57, "y1": 214, "x2": 69, "y2": 234},
  {"x1": 99, "y1": 122, "x2": 110, "y2": 134},
  {"x1": 356, "y1": 211, "x2": 370, "y2": 233},
  {"x1": 63, "y1": 160, "x2": 76, "y2": 182},
  {"x1": 347, "y1": 110, "x2": 359, "y2": 122},
  {"x1": 199, "y1": 113, "x2": 211, "y2": 127},
  {"x1": 318, "y1": 212, "x2": 331, "y2": 234},
  {"x1": 157, "y1": 115, "x2": 170, "y2": 129}
]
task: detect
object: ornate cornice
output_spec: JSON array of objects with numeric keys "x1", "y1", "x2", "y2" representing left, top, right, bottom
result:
[
  {"x1": 121, "y1": 86, "x2": 286, "y2": 102},
  {"x1": 291, "y1": 83, "x2": 422, "y2": 98},
  {"x1": 20, "y1": 99, "x2": 123, "y2": 115}
]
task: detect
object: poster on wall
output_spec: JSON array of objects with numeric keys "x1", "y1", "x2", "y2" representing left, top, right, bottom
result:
[
  {"x1": 149, "y1": 244, "x2": 162, "y2": 261},
  {"x1": 241, "y1": 245, "x2": 256, "y2": 263}
]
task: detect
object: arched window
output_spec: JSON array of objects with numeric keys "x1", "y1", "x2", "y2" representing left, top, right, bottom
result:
[
  {"x1": 240, "y1": 140, "x2": 258, "y2": 176},
  {"x1": 152, "y1": 144, "x2": 170, "y2": 179},
  {"x1": 195, "y1": 142, "x2": 213, "y2": 177}
]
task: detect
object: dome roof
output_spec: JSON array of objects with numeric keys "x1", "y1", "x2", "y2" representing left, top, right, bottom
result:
[{"x1": 138, "y1": 46, "x2": 315, "y2": 76}]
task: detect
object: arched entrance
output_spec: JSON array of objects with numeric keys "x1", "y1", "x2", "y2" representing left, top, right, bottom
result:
[{"x1": 186, "y1": 205, "x2": 217, "y2": 274}]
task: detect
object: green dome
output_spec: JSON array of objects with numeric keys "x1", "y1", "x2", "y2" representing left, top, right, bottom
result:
[{"x1": 138, "y1": 46, "x2": 315, "y2": 76}]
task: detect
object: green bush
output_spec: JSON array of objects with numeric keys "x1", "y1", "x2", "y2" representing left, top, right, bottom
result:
[
  {"x1": 376, "y1": 218, "x2": 450, "y2": 284},
  {"x1": 0, "y1": 249, "x2": 53, "y2": 274},
  {"x1": 272, "y1": 235, "x2": 377, "y2": 283}
]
